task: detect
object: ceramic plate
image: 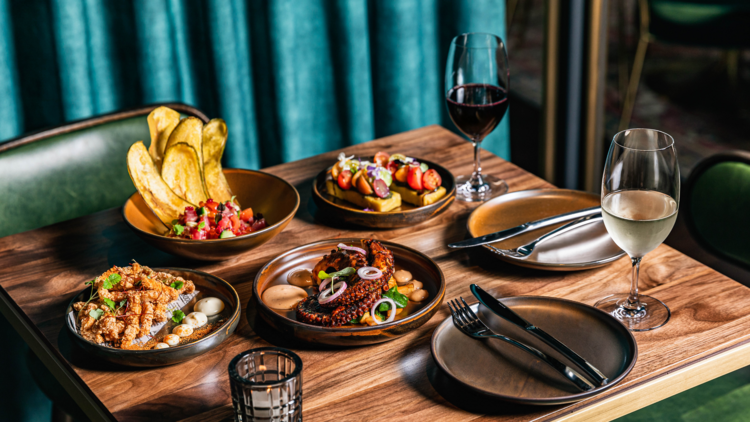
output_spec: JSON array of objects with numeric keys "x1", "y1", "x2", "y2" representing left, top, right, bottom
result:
[
  {"x1": 311, "y1": 158, "x2": 455, "y2": 229},
  {"x1": 252, "y1": 238, "x2": 445, "y2": 346},
  {"x1": 467, "y1": 189, "x2": 626, "y2": 270},
  {"x1": 431, "y1": 297, "x2": 637, "y2": 405},
  {"x1": 65, "y1": 268, "x2": 240, "y2": 367}
]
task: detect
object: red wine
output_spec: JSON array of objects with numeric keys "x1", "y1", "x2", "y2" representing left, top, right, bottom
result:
[{"x1": 446, "y1": 84, "x2": 508, "y2": 141}]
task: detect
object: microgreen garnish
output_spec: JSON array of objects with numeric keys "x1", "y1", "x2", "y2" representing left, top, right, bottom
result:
[
  {"x1": 172, "y1": 223, "x2": 184, "y2": 236},
  {"x1": 102, "y1": 273, "x2": 121, "y2": 289},
  {"x1": 170, "y1": 280, "x2": 184, "y2": 290},
  {"x1": 172, "y1": 310, "x2": 185, "y2": 324},
  {"x1": 89, "y1": 309, "x2": 104, "y2": 320},
  {"x1": 198, "y1": 221, "x2": 206, "y2": 229},
  {"x1": 103, "y1": 297, "x2": 116, "y2": 310},
  {"x1": 318, "y1": 267, "x2": 355, "y2": 280},
  {"x1": 373, "y1": 287, "x2": 408, "y2": 320}
]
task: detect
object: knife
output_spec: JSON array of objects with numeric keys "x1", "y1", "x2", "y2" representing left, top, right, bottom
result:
[
  {"x1": 448, "y1": 206, "x2": 601, "y2": 249},
  {"x1": 471, "y1": 284, "x2": 609, "y2": 386}
]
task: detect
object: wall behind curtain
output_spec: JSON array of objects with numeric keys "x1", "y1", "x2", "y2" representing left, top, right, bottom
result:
[{"x1": 0, "y1": 0, "x2": 509, "y2": 168}]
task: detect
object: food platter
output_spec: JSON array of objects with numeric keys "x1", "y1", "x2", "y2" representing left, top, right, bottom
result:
[
  {"x1": 311, "y1": 157, "x2": 455, "y2": 229},
  {"x1": 65, "y1": 267, "x2": 240, "y2": 367},
  {"x1": 431, "y1": 299, "x2": 637, "y2": 405},
  {"x1": 252, "y1": 238, "x2": 446, "y2": 346},
  {"x1": 467, "y1": 189, "x2": 626, "y2": 270},
  {"x1": 123, "y1": 168, "x2": 299, "y2": 261}
]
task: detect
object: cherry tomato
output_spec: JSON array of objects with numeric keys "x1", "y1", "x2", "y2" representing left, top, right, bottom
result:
[
  {"x1": 217, "y1": 216, "x2": 231, "y2": 233},
  {"x1": 356, "y1": 175, "x2": 374, "y2": 195},
  {"x1": 407, "y1": 165, "x2": 423, "y2": 190},
  {"x1": 394, "y1": 165, "x2": 409, "y2": 183},
  {"x1": 387, "y1": 161, "x2": 399, "y2": 175},
  {"x1": 374, "y1": 151, "x2": 390, "y2": 167},
  {"x1": 337, "y1": 169, "x2": 353, "y2": 190},
  {"x1": 230, "y1": 215, "x2": 241, "y2": 231},
  {"x1": 240, "y1": 207, "x2": 254, "y2": 222},
  {"x1": 422, "y1": 169, "x2": 442, "y2": 191}
]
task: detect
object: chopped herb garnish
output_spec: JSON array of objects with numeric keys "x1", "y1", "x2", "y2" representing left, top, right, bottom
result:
[
  {"x1": 89, "y1": 309, "x2": 104, "y2": 320},
  {"x1": 198, "y1": 221, "x2": 206, "y2": 229},
  {"x1": 170, "y1": 280, "x2": 184, "y2": 290},
  {"x1": 318, "y1": 267, "x2": 356, "y2": 280},
  {"x1": 103, "y1": 297, "x2": 116, "y2": 310},
  {"x1": 102, "y1": 273, "x2": 121, "y2": 290},
  {"x1": 198, "y1": 207, "x2": 207, "y2": 216},
  {"x1": 172, "y1": 219, "x2": 179, "y2": 225},
  {"x1": 172, "y1": 223, "x2": 184, "y2": 236},
  {"x1": 172, "y1": 310, "x2": 185, "y2": 324}
]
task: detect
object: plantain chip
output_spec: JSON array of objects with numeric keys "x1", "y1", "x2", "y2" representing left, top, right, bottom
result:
[
  {"x1": 127, "y1": 141, "x2": 194, "y2": 227},
  {"x1": 202, "y1": 118, "x2": 237, "y2": 205},
  {"x1": 147, "y1": 106, "x2": 181, "y2": 172},
  {"x1": 165, "y1": 117, "x2": 204, "y2": 172},
  {"x1": 161, "y1": 143, "x2": 209, "y2": 205}
]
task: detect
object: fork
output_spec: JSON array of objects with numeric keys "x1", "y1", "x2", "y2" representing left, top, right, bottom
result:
[
  {"x1": 493, "y1": 213, "x2": 602, "y2": 258},
  {"x1": 448, "y1": 298, "x2": 595, "y2": 392}
]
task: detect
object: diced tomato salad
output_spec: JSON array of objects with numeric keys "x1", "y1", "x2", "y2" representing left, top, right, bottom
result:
[{"x1": 168, "y1": 198, "x2": 267, "y2": 240}]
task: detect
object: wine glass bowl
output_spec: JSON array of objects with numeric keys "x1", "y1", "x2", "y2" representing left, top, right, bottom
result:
[
  {"x1": 445, "y1": 33, "x2": 510, "y2": 202},
  {"x1": 595, "y1": 129, "x2": 679, "y2": 331}
]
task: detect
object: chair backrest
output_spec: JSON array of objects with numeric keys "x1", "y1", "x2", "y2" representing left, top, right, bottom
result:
[
  {"x1": 0, "y1": 104, "x2": 208, "y2": 238},
  {"x1": 683, "y1": 151, "x2": 750, "y2": 269}
]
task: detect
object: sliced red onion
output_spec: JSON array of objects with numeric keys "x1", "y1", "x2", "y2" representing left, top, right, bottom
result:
[
  {"x1": 358, "y1": 266, "x2": 383, "y2": 280},
  {"x1": 319, "y1": 275, "x2": 337, "y2": 292},
  {"x1": 338, "y1": 243, "x2": 366, "y2": 256},
  {"x1": 318, "y1": 282, "x2": 347, "y2": 304},
  {"x1": 371, "y1": 298, "x2": 396, "y2": 324}
]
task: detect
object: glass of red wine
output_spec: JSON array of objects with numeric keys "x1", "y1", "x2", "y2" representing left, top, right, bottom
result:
[{"x1": 445, "y1": 33, "x2": 509, "y2": 202}]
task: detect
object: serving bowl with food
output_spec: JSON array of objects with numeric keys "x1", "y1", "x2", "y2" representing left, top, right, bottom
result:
[
  {"x1": 122, "y1": 106, "x2": 299, "y2": 260},
  {"x1": 252, "y1": 238, "x2": 446, "y2": 346},
  {"x1": 66, "y1": 262, "x2": 240, "y2": 367},
  {"x1": 311, "y1": 151, "x2": 455, "y2": 228}
]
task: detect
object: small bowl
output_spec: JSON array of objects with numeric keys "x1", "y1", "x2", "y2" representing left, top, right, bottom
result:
[
  {"x1": 65, "y1": 268, "x2": 240, "y2": 367},
  {"x1": 311, "y1": 158, "x2": 456, "y2": 229},
  {"x1": 123, "y1": 169, "x2": 300, "y2": 261},
  {"x1": 252, "y1": 238, "x2": 446, "y2": 346}
]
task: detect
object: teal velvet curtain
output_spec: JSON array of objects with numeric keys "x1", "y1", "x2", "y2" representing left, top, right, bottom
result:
[
  {"x1": 0, "y1": 0, "x2": 509, "y2": 167},
  {"x1": 0, "y1": 1, "x2": 507, "y2": 420}
]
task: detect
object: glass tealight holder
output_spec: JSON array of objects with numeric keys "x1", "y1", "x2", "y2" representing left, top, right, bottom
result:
[{"x1": 228, "y1": 347, "x2": 303, "y2": 422}]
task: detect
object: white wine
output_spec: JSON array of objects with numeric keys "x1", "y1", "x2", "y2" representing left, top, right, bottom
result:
[{"x1": 602, "y1": 190, "x2": 678, "y2": 258}]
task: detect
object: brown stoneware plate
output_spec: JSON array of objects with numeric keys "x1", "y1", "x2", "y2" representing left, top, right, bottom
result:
[
  {"x1": 65, "y1": 268, "x2": 240, "y2": 367},
  {"x1": 431, "y1": 298, "x2": 637, "y2": 405},
  {"x1": 252, "y1": 238, "x2": 446, "y2": 346},
  {"x1": 467, "y1": 189, "x2": 626, "y2": 270},
  {"x1": 123, "y1": 168, "x2": 299, "y2": 261},
  {"x1": 311, "y1": 158, "x2": 455, "y2": 229}
]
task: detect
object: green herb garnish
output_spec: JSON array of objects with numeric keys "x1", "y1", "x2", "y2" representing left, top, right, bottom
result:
[
  {"x1": 89, "y1": 309, "x2": 104, "y2": 320},
  {"x1": 198, "y1": 207, "x2": 207, "y2": 216},
  {"x1": 102, "y1": 273, "x2": 121, "y2": 290},
  {"x1": 198, "y1": 221, "x2": 206, "y2": 229},
  {"x1": 350, "y1": 315, "x2": 362, "y2": 324},
  {"x1": 103, "y1": 297, "x2": 116, "y2": 310},
  {"x1": 382, "y1": 286, "x2": 408, "y2": 308},
  {"x1": 172, "y1": 310, "x2": 185, "y2": 324},
  {"x1": 170, "y1": 280, "x2": 184, "y2": 290},
  {"x1": 318, "y1": 267, "x2": 356, "y2": 280},
  {"x1": 172, "y1": 223, "x2": 185, "y2": 236}
]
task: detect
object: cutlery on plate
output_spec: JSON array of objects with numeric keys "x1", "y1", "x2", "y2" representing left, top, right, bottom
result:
[
  {"x1": 447, "y1": 206, "x2": 601, "y2": 249},
  {"x1": 448, "y1": 298, "x2": 595, "y2": 392},
  {"x1": 471, "y1": 284, "x2": 608, "y2": 386},
  {"x1": 492, "y1": 213, "x2": 603, "y2": 259}
]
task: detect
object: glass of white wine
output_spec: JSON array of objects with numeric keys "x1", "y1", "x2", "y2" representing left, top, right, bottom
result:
[{"x1": 595, "y1": 129, "x2": 679, "y2": 331}]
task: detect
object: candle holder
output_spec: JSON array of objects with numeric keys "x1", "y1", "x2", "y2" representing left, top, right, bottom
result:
[{"x1": 228, "y1": 347, "x2": 302, "y2": 422}]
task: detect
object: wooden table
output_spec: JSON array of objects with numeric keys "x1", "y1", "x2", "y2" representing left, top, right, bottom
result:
[{"x1": 3, "y1": 125, "x2": 750, "y2": 422}]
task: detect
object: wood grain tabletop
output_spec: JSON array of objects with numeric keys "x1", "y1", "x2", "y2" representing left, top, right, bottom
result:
[{"x1": 2, "y1": 125, "x2": 750, "y2": 422}]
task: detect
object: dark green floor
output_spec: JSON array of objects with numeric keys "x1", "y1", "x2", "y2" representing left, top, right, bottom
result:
[{"x1": 616, "y1": 365, "x2": 750, "y2": 422}]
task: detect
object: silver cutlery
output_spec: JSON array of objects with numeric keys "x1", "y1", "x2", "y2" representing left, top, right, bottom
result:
[
  {"x1": 493, "y1": 213, "x2": 602, "y2": 258},
  {"x1": 448, "y1": 298, "x2": 595, "y2": 392},
  {"x1": 448, "y1": 206, "x2": 601, "y2": 249},
  {"x1": 472, "y1": 285, "x2": 608, "y2": 386}
]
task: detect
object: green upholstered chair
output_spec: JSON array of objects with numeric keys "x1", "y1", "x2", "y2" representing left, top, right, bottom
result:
[
  {"x1": 0, "y1": 103, "x2": 208, "y2": 421},
  {"x1": 684, "y1": 151, "x2": 750, "y2": 269}
]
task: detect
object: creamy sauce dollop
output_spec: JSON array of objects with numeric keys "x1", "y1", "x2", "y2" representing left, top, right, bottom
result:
[{"x1": 263, "y1": 285, "x2": 308, "y2": 309}]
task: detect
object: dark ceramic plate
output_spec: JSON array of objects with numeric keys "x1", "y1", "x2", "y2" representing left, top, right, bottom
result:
[
  {"x1": 65, "y1": 268, "x2": 240, "y2": 367},
  {"x1": 311, "y1": 158, "x2": 455, "y2": 229},
  {"x1": 431, "y1": 298, "x2": 637, "y2": 405},
  {"x1": 123, "y1": 169, "x2": 300, "y2": 261},
  {"x1": 252, "y1": 238, "x2": 446, "y2": 346}
]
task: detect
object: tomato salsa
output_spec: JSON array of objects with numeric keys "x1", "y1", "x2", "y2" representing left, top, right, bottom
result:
[{"x1": 168, "y1": 198, "x2": 267, "y2": 240}]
